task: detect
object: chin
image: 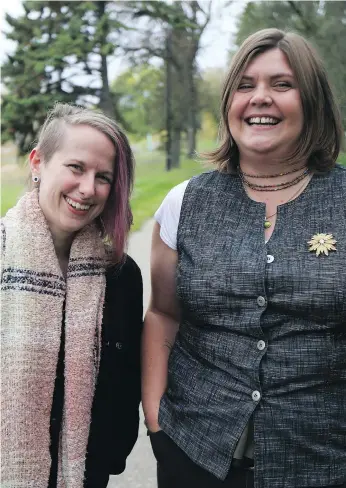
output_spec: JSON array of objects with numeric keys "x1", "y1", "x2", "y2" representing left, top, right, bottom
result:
[
  {"x1": 246, "y1": 144, "x2": 278, "y2": 155},
  {"x1": 61, "y1": 221, "x2": 88, "y2": 234}
]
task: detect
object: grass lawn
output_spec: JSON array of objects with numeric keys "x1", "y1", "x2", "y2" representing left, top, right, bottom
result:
[
  {"x1": 1, "y1": 184, "x2": 27, "y2": 215},
  {"x1": 1, "y1": 143, "x2": 27, "y2": 217}
]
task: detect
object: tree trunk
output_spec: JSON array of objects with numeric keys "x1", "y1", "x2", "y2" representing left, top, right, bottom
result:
[
  {"x1": 186, "y1": 58, "x2": 198, "y2": 157},
  {"x1": 165, "y1": 30, "x2": 173, "y2": 171},
  {"x1": 99, "y1": 53, "x2": 115, "y2": 118},
  {"x1": 187, "y1": 126, "x2": 196, "y2": 158},
  {"x1": 97, "y1": 1, "x2": 115, "y2": 119},
  {"x1": 171, "y1": 128, "x2": 181, "y2": 168}
]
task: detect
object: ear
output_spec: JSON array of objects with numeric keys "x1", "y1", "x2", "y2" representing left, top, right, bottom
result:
[{"x1": 29, "y1": 148, "x2": 43, "y2": 176}]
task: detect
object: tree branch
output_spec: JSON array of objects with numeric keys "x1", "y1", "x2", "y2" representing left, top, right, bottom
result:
[{"x1": 287, "y1": 1, "x2": 315, "y2": 34}]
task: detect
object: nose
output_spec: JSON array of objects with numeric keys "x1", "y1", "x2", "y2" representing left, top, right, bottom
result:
[
  {"x1": 79, "y1": 174, "x2": 96, "y2": 198},
  {"x1": 250, "y1": 85, "x2": 272, "y2": 106}
]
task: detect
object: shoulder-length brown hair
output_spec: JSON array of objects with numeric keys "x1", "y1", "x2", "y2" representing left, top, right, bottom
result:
[{"x1": 205, "y1": 28, "x2": 344, "y2": 173}]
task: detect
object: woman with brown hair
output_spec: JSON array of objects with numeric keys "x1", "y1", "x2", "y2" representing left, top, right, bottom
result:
[{"x1": 142, "y1": 29, "x2": 346, "y2": 488}]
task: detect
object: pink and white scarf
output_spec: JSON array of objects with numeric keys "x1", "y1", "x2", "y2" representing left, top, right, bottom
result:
[{"x1": 1, "y1": 189, "x2": 106, "y2": 488}]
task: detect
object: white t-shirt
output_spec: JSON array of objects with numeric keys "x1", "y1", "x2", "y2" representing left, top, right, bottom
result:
[{"x1": 154, "y1": 180, "x2": 189, "y2": 250}]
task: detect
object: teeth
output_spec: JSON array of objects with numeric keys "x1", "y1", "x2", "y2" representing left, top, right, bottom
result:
[
  {"x1": 248, "y1": 117, "x2": 279, "y2": 125},
  {"x1": 66, "y1": 197, "x2": 91, "y2": 210}
]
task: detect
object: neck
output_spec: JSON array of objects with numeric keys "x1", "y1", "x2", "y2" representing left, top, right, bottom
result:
[
  {"x1": 50, "y1": 229, "x2": 74, "y2": 263},
  {"x1": 239, "y1": 154, "x2": 307, "y2": 177}
]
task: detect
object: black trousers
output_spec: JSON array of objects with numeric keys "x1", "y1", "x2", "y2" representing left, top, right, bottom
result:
[
  {"x1": 149, "y1": 430, "x2": 254, "y2": 488},
  {"x1": 150, "y1": 431, "x2": 346, "y2": 488}
]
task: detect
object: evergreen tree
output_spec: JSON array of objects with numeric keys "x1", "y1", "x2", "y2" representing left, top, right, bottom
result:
[
  {"x1": 2, "y1": 2, "x2": 75, "y2": 153},
  {"x1": 2, "y1": 1, "x2": 129, "y2": 154}
]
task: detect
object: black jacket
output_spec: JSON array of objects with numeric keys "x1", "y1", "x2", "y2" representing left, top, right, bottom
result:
[
  {"x1": 48, "y1": 255, "x2": 143, "y2": 488},
  {"x1": 85, "y1": 255, "x2": 143, "y2": 486}
]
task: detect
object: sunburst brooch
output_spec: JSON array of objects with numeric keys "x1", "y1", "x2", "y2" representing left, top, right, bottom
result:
[{"x1": 307, "y1": 233, "x2": 337, "y2": 256}]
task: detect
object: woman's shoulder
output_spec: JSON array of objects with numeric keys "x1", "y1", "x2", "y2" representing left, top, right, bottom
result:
[
  {"x1": 326, "y1": 164, "x2": 346, "y2": 188},
  {"x1": 156, "y1": 171, "x2": 221, "y2": 215},
  {"x1": 154, "y1": 180, "x2": 190, "y2": 244},
  {"x1": 154, "y1": 180, "x2": 192, "y2": 250},
  {"x1": 333, "y1": 163, "x2": 346, "y2": 171},
  {"x1": 162, "y1": 179, "x2": 190, "y2": 204},
  {"x1": 120, "y1": 254, "x2": 141, "y2": 275},
  {"x1": 187, "y1": 169, "x2": 237, "y2": 193},
  {"x1": 312, "y1": 165, "x2": 346, "y2": 205},
  {"x1": 160, "y1": 170, "x2": 223, "y2": 203}
]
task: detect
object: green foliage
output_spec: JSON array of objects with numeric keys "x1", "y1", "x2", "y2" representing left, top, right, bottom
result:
[
  {"x1": 235, "y1": 1, "x2": 322, "y2": 43},
  {"x1": 128, "y1": 0, "x2": 201, "y2": 31},
  {"x1": 1, "y1": 4, "x2": 75, "y2": 153},
  {"x1": 1, "y1": 0, "x2": 129, "y2": 154},
  {"x1": 112, "y1": 64, "x2": 165, "y2": 137},
  {"x1": 198, "y1": 68, "x2": 225, "y2": 125},
  {"x1": 124, "y1": 1, "x2": 212, "y2": 164},
  {"x1": 2, "y1": 0, "x2": 212, "y2": 167}
]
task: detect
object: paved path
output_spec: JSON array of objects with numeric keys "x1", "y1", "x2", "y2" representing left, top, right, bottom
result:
[{"x1": 108, "y1": 219, "x2": 156, "y2": 488}]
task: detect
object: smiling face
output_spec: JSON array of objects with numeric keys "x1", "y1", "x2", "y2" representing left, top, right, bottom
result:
[
  {"x1": 228, "y1": 48, "x2": 303, "y2": 163},
  {"x1": 30, "y1": 124, "x2": 115, "y2": 242}
]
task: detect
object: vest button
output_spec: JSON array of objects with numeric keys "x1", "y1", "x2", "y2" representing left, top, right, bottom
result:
[
  {"x1": 257, "y1": 340, "x2": 266, "y2": 351},
  {"x1": 266, "y1": 254, "x2": 274, "y2": 263},
  {"x1": 257, "y1": 296, "x2": 266, "y2": 307},
  {"x1": 252, "y1": 390, "x2": 261, "y2": 402},
  {"x1": 115, "y1": 342, "x2": 123, "y2": 350}
]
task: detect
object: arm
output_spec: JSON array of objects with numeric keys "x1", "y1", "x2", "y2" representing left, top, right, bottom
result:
[{"x1": 141, "y1": 222, "x2": 180, "y2": 432}]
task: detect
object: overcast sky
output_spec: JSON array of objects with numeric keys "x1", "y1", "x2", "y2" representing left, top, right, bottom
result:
[{"x1": 0, "y1": 0, "x2": 246, "y2": 77}]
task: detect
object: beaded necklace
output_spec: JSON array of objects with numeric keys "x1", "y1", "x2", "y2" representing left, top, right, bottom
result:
[
  {"x1": 239, "y1": 168, "x2": 310, "y2": 191},
  {"x1": 240, "y1": 166, "x2": 303, "y2": 179}
]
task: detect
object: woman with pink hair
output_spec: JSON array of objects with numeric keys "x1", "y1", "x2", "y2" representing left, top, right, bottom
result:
[{"x1": 1, "y1": 103, "x2": 143, "y2": 488}]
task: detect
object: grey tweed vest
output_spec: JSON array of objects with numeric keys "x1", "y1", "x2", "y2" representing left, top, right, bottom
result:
[{"x1": 158, "y1": 167, "x2": 346, "y2": 488}]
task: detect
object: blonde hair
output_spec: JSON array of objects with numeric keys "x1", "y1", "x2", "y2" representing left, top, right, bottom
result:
[{"x1": 205, "y1": 28, "x2": 344, "y2": 173}]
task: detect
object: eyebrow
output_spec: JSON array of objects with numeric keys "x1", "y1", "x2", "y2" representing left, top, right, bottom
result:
[
  {"x1": 69, "y1": 159, "x2": 114, "y2": 178},
  {"x1": 241, "y1": 73, "x2": 294, "y2": 80}
]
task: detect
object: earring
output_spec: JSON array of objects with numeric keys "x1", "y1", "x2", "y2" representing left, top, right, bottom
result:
[{"x1": 32, "y1": 175, "x2": 40, "y2": 183}]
